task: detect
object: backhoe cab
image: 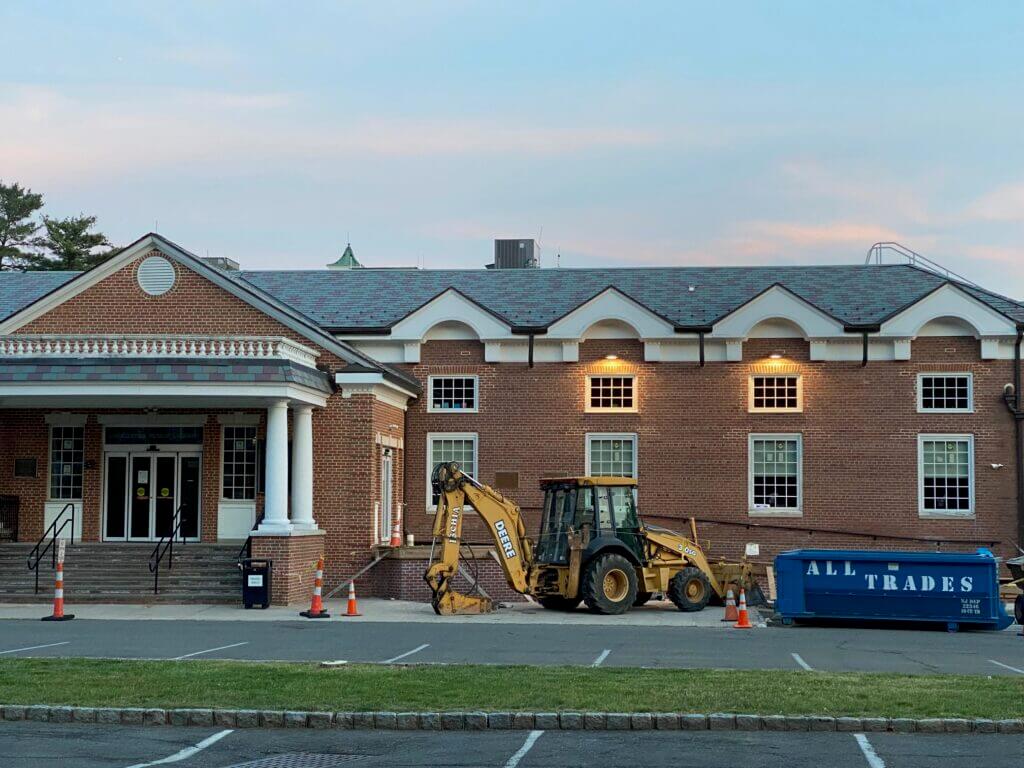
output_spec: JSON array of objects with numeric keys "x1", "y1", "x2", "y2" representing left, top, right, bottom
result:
[{"x1": 426, "y1": 462, "x2": 755, "y2": 616}]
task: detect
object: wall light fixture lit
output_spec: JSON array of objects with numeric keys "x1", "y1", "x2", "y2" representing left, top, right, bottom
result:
[
  {"x1": 605, "y1": 354, "x2": 619, "y2": 360},
  {"x1": 768, "y1": 352, "x2": 784, "y2": 360}
]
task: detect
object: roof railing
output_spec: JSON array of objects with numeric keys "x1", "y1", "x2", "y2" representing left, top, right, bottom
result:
[{"x1": 865, "y1": 242, "x2": 980, "y2": 288}]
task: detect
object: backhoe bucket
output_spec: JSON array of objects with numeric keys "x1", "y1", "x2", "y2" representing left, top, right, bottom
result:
[{"x1": 431, "y1": 590, "x2": 494, "y2": 615}]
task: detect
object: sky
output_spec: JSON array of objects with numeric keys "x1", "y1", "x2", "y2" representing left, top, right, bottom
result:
[{"x1": 1, "y1": 1, "x2": 1023, "y2": 294}]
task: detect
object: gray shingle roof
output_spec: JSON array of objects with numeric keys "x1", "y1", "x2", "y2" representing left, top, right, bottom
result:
[
  {"x1": 238, "y1": 264, "x2": 1024, "y2": 330},
  {"x1": 0, "y1": 271, "x2": 80, "y2": 322},
  {"x1": 2, "y1": 263, "x2": 1022, "y2": 332},
  {"x1": 0, "y1": 358, "x2": 334, "y2": 393}
]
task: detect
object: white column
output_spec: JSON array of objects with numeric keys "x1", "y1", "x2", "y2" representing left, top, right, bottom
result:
[
  {"x1": 290, "y1": 405, "x2": 316, "y2": 531},
  {"x1": 257, "y1": 400, "x2": 292, "y2": 534}
]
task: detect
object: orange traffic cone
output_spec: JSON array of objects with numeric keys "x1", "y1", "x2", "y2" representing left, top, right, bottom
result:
[
  {"x1": 389, "y1": 518, "x2": 402, "y2": 548},
  {"x1": 42, "y1": 558, "x2": 74, "y2": 622},
  {"x1": 733, "y1": 588, "x2": 753, "y2": 629},
  {"x1": 721, "y1": 588, "x2": 738, "y2": 622},
  {"x1": 342, "y1": 581, "x2": 362, "y2": 617},
  {"x1": 300, "y1": 557, "x2": 330, "y2": 619}
]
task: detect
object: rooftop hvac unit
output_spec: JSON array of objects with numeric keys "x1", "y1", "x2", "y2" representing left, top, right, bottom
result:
[{"x1": 488, "y1": 239, "x2": 538, "y2": 269}]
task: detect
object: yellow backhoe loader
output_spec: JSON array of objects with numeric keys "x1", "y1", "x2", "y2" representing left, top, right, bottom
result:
[{"x1": 425, "y1": 462, "x2": 756, "y2": 616}]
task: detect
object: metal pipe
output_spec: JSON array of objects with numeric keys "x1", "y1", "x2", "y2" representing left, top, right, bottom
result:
[
  {"x1": 1015, "y1": 329, "x2": 1023, "y2": 548},
  {"x1": 698, "y1": 332, "x2": 705, "y2": 367},
  {"x1": 861, "y1": 331, "x2": 869, "y2": 367},
  {"x1": 528, "y1": 333, "x2": 534, "y2": 368}
]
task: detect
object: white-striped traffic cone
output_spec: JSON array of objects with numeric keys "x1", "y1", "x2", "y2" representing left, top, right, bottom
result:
[
  {"x1": 42, "y1": 546, "x2": 74, "y2": 622},
  {"x1": 300, "y1": 557, "x2": 330, "y2": 619},
  {"x1": 342, "y1": 581, "x2": 362, "y2": 617}
]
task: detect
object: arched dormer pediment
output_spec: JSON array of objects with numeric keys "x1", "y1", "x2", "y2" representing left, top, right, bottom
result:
[
  {"x1": 880, "y1": 283, "x2": 1017, "y2": 339},
  {"x1": 710, "y1": 285, "x2": 845, "y2": 340},
  {"x1": 388, "y1": 288, "x2": 510, "y2": 342},
  {"x1": 546, "y1": 287, "x2": 675, "y2": 340}
]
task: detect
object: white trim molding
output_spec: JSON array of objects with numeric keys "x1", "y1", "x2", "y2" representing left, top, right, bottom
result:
[{"x1": 336, "y1": 371, "x2": 417, "y2": 411}]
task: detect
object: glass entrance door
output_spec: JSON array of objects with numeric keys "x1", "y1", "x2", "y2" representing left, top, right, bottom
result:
[{"x1": 104, "y1": 451, "x2": 201, "y2": 542}]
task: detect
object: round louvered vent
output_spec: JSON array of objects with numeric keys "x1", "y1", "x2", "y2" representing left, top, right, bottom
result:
[{"x1": 137, "y1": 256, "x2": 176, "y2": 296}]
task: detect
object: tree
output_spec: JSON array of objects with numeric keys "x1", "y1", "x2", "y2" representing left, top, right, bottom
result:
[
  {"x1": 29, "y1": 214, "x2": 114, "y2": 271},
  {"x1": 0, "y1": 181, "x2": 44, "y2": 270}
]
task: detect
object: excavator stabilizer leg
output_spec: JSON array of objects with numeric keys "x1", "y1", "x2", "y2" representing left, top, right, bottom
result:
[{"x1": 432, "y1": 591, "x2": 494, "y2": 615}]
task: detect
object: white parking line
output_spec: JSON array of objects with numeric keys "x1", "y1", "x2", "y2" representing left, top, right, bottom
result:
[
  {"x1": 171, "y1": 642, "x2": 248, "y2": 661},
  {"x1": 989, "y1": 659, "x2": 1024, "y2": 675},
  {"x1": 591, "y1": 649, "x2": 611, "y2": 667},
  {"x1": 382, "y1": 643, "x2": 430, "y2": 664},
  {"x1": 791, "y1": 652, "x2": 813, "y2": 671},
  {"x1": 504, "y1": 730, "x2": 544, "y2": 768},
  {"x1": 124, "y1": 729, "x2": 233, "y2": 767},
  {"x1": 853, "y1": 733, "x2": 885, "y2": 768},
  {"x1": 0, "y1": 641, "x2": 71, "y2": 655}
]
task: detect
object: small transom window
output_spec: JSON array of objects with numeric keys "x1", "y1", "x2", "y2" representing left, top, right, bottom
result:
[
  {"x1": 428, "y1": 376, "x2": 478, "y2": 412},
  {"x1": 749, "y1": 375, "x2": 802, "y2": 412},
  {"x1": 918, "y1": 374, "x2": 972, "y2": 412},
  {"x1": 587, "y1": 375, "x2": 637, "y2": 412}
]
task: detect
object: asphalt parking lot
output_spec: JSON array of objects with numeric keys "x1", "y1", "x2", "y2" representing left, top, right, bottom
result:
[
  {"x1": 2, "y1": 722, "x2": 1023, "y2": 767},
  {"x1": 0, "y1": 616, "x2": 1021, "y2": 676}
]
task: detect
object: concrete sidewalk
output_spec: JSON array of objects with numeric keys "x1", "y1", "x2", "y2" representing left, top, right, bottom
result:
[{"x1": 0, "y1": 597, "x2": 738, "y2": 626}]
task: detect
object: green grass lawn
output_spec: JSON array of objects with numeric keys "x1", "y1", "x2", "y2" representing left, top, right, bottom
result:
[{"x1": 1, "y1": 659, "x2": 1022, "y2": 719}]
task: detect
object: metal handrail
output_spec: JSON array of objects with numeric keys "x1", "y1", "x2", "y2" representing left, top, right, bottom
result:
[
  {"x1": 148, "y1": 504, "x2": 187, "y2": 595},
  {"x1": 27, "y1": 503, "x2": 75, "y2": 594},
  {"x1": 236, "y1": 511, "x2": 265, "y2": 565},
  {"x1": 865, "y1": 242, "x2": 980, "y2": 288}
]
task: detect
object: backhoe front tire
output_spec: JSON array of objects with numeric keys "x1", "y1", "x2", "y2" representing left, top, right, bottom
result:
[
  {"x1": 668, "y1": 567, "x2": 712, "y2": 612},
  {"x1": 581, "y1": 553, "x2": 637, "y2": 615},
  {"x1": 538, "y1": 596, "x2": 582, "y2": 612}
]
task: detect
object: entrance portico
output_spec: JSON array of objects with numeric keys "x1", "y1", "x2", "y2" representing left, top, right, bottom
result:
[{"x1": 0, "y1": 333, "x2": 331, "y2": 544}]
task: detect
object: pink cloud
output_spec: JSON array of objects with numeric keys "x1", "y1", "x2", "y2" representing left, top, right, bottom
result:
[{"x1": 964, "y1": 183, "x2": 1024, "y2": 222}]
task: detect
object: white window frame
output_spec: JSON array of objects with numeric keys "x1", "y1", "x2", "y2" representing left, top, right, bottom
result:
[
  {"x1": 585, "y1": 432, "x2": 638, "y2": 477},
  {"x1": 585, "y1": 374, "x2": 638, "y2": 413},
  {"x1": 917, "y1": 433, "x2": 975, "y2": 518},
  {"x1": 220, "y1": 425, "x2": 258, "y2": 502},
  {"x1": 427, "y1": 375, "x2": 480, "y2": 413},
  {"x1": 426, "y1": 432, "x2": 478, "y2": 511},
  {"x1": 916, "y1": 373, "x2": 974, "y2": 414},
  {"x1": 47, "y1": 425, "x2": 85, "y2": 502},
  {"x1": 748, "y1": 433, "x2": 803, "y2": 517},
  {"x1": 748, "y1": 374, "x2": 803, "y2": 413}
]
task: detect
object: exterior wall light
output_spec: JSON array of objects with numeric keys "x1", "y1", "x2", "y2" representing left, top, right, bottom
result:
[
  {"x1": 768, "y1": 352, "x2": 784, "y2": 360},
  {"x1": 605, "y1": 354, "x2": 619, "y2": 360}
]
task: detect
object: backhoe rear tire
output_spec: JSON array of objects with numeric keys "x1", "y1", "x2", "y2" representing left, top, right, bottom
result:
[
  {"x1": 581, "y1": 553, "x2": 637, "y2": 615},
  {"x1": 668, "y1": 567, "x2": 712, "y2": 612},
  {"x1": 538, "y1": 596, "x2": 582, "y2": 612},
  {"x1": 633, "y1": 591, "x2": 653, "y2": 607}
]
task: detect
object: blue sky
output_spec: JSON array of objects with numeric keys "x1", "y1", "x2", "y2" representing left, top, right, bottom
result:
[{"x1": 2, "y1": 2, "x2": 1023, "y2": 294}]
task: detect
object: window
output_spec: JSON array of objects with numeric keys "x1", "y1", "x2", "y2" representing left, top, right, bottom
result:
[
  {"x1": 586, "y1": 433, "x2": 637, "y2": 511},
  {"x1": 428, "y1": 376, "x2": 478, "y2": 412},
  {"x1": 749, "y1": 375, "x2": 802, "y2": 412},
  {"x1": 918, "y1": 374, "x2": 973, "y2": 413},
  {"x1": 222, "y1": 426, "x2": 258, "y2": 500},
  {"x1": 427, "y1": 433, "x2": 477, "y2": 509},
  {"x1": 749, "y1": 434, "x2": 802, "y2": 515},
  {"x1": 919, "y1": 435, "x2": 974, "y2": 516},
  {"x1": 49, "y1": 426, "x2": 84, "y2": 500},
  {"x1": 586, "y1": 375, "x2": 637, "y2": 412}
]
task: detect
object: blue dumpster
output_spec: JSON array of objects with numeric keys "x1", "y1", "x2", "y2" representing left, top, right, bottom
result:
[{"x1": 774, "y1": 548, "x2": 1014, "y2": 632}]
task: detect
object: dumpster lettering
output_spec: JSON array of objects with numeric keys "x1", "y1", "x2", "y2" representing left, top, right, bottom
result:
[{"x1": 805, "y1": 560, "x2": 974, "y2": 592}]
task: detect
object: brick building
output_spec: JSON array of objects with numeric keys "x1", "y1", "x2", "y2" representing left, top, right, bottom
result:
[{"x1": 0, "y1": 233, "x2": 1021, "y2": 604}]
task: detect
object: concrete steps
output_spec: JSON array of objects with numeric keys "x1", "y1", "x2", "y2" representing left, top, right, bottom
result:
[{"x1": 0, "y1": 543, "x2": 242, "y2": 604}]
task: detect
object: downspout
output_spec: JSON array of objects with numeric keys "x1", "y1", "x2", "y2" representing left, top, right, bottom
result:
[
  {"x1": 1013, "y1": 328, "x2": 1023, "y2": 548},
  {"x1": 699, "y1": 332, "x2": 705, "y2": 367},
  {"x1": 861, "y1": 332, "x2": 869, "y2": 367},
  {"x1": 528, "y1": 333, "x2": 535, "y2": 369}
]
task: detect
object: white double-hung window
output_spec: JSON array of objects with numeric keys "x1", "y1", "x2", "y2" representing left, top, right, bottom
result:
[
  {"x1": 49, "y1": 426, "x2": 84, "y2": 501},
  {"x1": 918, "y1": 435, "x2": 974, "y2": 516},
  {"x1": 428, "y1": 376, "x2": 479, "y2": 412},
  {"x1": 749, "y1": 434, "x2": 802, "y2": 515},
  {"x1": 586, "y1": 433, "x2": 637, "y2": 511},
  {"x1": 427, "y1": 433, "x2": 477, "y2": 510}
]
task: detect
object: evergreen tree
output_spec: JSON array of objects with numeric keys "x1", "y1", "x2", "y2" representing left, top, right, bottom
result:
[
  {"x1": 0, "y1": 181, "x2": 44, "y2": 270},
  {"x1": 29, "y1": 214, "x2": 115, "y2": 271}
]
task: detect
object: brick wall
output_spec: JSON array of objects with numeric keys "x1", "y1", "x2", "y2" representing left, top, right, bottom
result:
[
  {"x1": 250, "y1": 533, "x2": 325, "y2": 605},
  {"x1": 368, "y1": 550, "x2": 525, "y2": 603},
  {"x1": 400, "y1": 336, "x2": 1019, "y2": 566}
]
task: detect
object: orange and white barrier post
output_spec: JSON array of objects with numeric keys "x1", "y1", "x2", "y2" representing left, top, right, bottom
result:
[
  {"x1": 733, "y1": 587, "x2": 753, "y2": 629},
  {"x1": 389, "y1": 518, "x2": 403, "y2": 548},
  {"x1": 721, "y1": 588, "x2": 738, "y2": 622},
  {"x1": 342, "y1": 580, "x2": 362, "y2": 617},
  {"x1": 42, "y1": 540, "x2": 74, "y2": 622},
  {"x1": 300, "y1": 557, "x2": 330, "y2": 619}
]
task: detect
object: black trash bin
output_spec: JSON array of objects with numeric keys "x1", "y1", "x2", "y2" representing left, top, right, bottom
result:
[{"x1": 241, "y1": 558, "x2": 272, "y2": 609}]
